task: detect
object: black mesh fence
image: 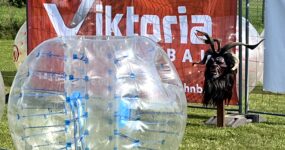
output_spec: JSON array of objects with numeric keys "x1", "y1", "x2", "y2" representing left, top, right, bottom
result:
[{"x1": 246, "y1": 0, "x2": 285, "y2": 116}]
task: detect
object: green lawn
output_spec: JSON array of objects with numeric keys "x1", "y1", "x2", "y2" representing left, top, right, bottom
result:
[
  {"x1": 0, "y1": 107, "x2": 14, "y2": 150},
  {"x1": 1, "y1": 39, "x2": 285, "y2": 150},
  {"x1": 181, "y1": 108, "x2": 285, "y2": 150},
  {"x1": 0, "y1": 40, "x2": 15, "y2": 149},
  {"x1": 0, "y1": 5, "x2": 26, "y2": 39},
  {"x1": 249, "y1": 85, "x2": 285, "y2": 114},
  {"x1": 242, "y1": 0, "x2": 264, "y2": 33},
  {"x1": 0, "y1": 40, "x2": 16, "y2": 94}
]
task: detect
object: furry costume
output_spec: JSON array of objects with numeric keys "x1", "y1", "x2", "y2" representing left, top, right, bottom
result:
[{"x1": 195, "y1": 30, "x2": 263, "y2": 106}]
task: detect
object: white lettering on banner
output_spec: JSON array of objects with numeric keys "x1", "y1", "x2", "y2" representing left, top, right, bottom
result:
[
  {"x1": 178, "y1": 6, "x2": 188, "y2": 44},
  {"x1": 43, "y1": 0, "x2": 94, "y2": 36},
  {"x1": 190, "y1": 15, "x2": 212, "y2": 44},
  {"x1": 105, "y1": 6, "x2": 124, "y2": 36},
  {"x1": 184, "y1": 83, "x2": 203, "y2": 93},
  {"x1": 167, "y1": 49, "x2": 176, "y2": 61},
  {"x1": 167, "y1": 48, "x2": 205, "y2": 62},
  {"x1": 126, "y1": 7, "x2": 139, "y2": 36},
  {"x1": 182, "y1": 49, "x2": 193, "y2": 62},
  {"x1": 71, "y1": 0, "x2": 95, "y2": 27},
  {"x1": 96, "y1": 4, "x2": 103, "y2": 36},
  {"x1": 44, "y1": 4, "x2": 212, "y2": 44},
  {"x1": 141, "y1": 15, "x2": 162, "y2": 42},
  {"x1": 163, "y1": 16, "x2": 178, "y2": 43},
  {"x1": 200, "y1": 49, "x2": 205, "y2": 60}
]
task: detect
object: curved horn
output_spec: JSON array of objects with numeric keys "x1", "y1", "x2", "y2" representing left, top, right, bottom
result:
[
  {"x1": 193, "y1": 49, "x2": 213, "y2": 65},
  {"x1": 231, "y1": 54, "x2": 240, "y2": 71},
  {"x1": 195, "y1": 30, "x2": 217, "y2": 54},
  {"x1": 213, "y1": 38, "x2": 221, "y2": 53},
  {"x1": 220, "y1": 39, "x2": 264, "y2": 54}
]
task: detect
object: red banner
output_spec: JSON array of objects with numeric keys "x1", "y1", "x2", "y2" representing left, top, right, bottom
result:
[{"x1": 27, "y1": 0, "x2": 238, "y2": 104}]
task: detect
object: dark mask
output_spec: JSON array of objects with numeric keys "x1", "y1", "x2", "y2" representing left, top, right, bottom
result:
[
  {"x1": 194, "y1": 30, "x2": 264, "y2": 106},
  {"x1": 207, "y1": 56, "x2": 227, "y2": 79}
]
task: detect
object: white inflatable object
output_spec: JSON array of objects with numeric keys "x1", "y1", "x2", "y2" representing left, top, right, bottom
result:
[
  {"x1": 13, "y1": 22, "x2": 27, "y2": 69},
  {"x1": 236, "y1": 17, "x2": 263, "y2": 93},
  {"x1": 257, "y1": 30, "x2": 265, "y2": 83},
  {"x1": 8, "y1": 36, "x2": 187, "y2": 150},
  {"x1": 0, "y1": 72, "x2": 5, "y2": 119}
]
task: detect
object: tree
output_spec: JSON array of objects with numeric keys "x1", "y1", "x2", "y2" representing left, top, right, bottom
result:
[{"x1": 8, "y1": 0, "x2": 26, "y2": 8}]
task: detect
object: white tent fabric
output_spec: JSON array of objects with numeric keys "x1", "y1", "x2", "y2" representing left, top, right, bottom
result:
[{"x1": 264, "y1": 0, "x2": 285, "y2": 93}]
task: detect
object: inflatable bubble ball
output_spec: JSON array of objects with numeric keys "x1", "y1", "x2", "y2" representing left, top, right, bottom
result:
[
  {"x1": 13, "y1": 22, "x2": 27, "y2": 69},
  {"x1": 8, "y1": 36, "x2": 187, "y2": 150},
  {"x1": 236, "y1": 16, "x2": 263, "y2": 93}
]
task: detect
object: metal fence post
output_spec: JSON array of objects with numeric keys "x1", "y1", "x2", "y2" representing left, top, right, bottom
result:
[
  {"x1": 238, "y1": 0, "x2": 243, "y2": 114},
  {"x1": 26, "y1": 0, "x2": 29, "y2": 53},
  {"x1": 262, "y1": 0, "x2": 265, "y2": 24},
  {"x1": 245, "y1": 0, "x2": 250, "y2": 114}
]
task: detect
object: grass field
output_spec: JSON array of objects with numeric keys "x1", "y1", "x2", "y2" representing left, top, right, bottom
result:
[
  {"x1": 243, "y1": 0, "x2": 264, "y2": 33},
  {"x1": 0, "y1": 40, "x2": 16, "y2": 149},
  {"x1": 0, "y1": 5, "x2": 26, "y2": 39},
  {"x1": 1, "y1": 0, "x2": 285, "y2": 150}
]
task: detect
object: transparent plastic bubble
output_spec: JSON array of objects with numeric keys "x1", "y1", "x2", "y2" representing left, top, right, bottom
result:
[
  {"x1": 13, "y1": 22, "x2": 27, "y2": 69},
  {"x1": 236, "y1": 17, "x2": 263, "y2": 93},
  {"x1": 0, "y1": 72, "x2": 5, "y2": 119},
  {"x1": 8, "y1": 36, "x2": 187, "y2": 150},
  {"x1": 257, "y1": 30, "x2": 265, "y2": 83}
]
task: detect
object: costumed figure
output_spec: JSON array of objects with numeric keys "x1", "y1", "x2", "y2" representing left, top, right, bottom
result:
[{"x1": 194, "y1": 30, "x2": 264, "y2": 106}]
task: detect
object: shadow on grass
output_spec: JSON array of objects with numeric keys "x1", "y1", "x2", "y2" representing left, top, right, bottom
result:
[
  {"x1": 1, "y1": 71, "x2": 16, "y2": 87},
  {"x1": 186, "y1": 122, "x2": 207, "y2": 127},
  {"x1": 188, "y1": 114, "x2": 211, "y2": 120},
  {"x1": 263, "y1": 121, "x2": 285, "y2": 126},
  {"x1": 186, "y1": 122, "x2": 218, "y2": 128},
  {"x1": 251, "y1": 84, "x2": 284, "y2": 95}
]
